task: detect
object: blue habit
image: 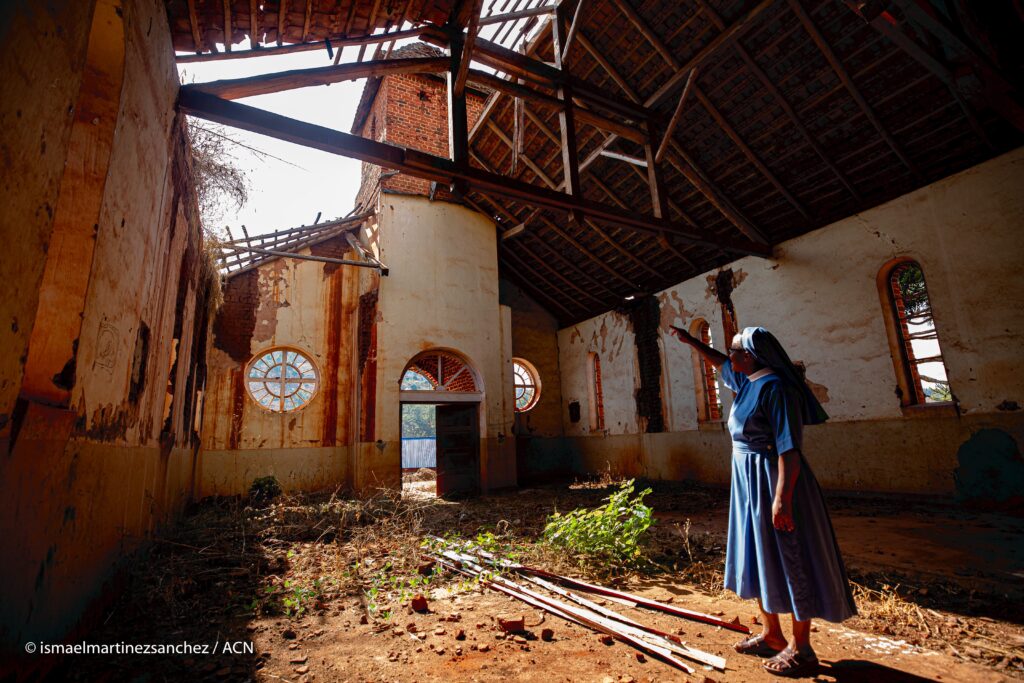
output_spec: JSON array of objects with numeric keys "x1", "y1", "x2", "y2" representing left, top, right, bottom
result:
[{"x1": 719, "y1": 360, "x2": 857, "y2": 623}]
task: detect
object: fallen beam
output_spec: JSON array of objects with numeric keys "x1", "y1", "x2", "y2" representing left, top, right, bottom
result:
[{"x1": 179, "y1": 90, "x2": 771, "y2": 256}]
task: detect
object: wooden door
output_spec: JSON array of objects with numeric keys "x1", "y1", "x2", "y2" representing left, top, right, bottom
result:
[{"x1": 435, "y1": 403, "x2": 480, "y2": 498}]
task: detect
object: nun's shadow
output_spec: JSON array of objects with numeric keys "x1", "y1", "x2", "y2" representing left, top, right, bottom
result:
[{"x1": 810, "y1": 659, "x2": 940, "y2": 682}]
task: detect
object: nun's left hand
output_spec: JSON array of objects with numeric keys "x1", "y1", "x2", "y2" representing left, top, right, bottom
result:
[{"x1": 772, "y1": 497, "x2": 795, "y2": 533}]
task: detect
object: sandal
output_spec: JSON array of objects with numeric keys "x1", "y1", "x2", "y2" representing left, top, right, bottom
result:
[
  {"x1": 734, "y1": 633, "x2": 785, "y2": 657},
  {"x1": 763, "y1": 646, "x2": 819, "y2": 677}
]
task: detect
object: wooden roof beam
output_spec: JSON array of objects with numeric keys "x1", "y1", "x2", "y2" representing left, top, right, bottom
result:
[
  {"x1": 559, "y1": 0, "x2": 586, "y2": 63},
  {"x1": 179, "y1": 90, "x2": 771, "y2": 256},
  {"x1": 422, "y1": 26, "x2": 653, "y2": 123},
  {"x1": 480, "y1": 4, "x2": 555, "y2": 26},
  {"x1": 655, "y1": 67, "x2": 698, "y2": 164},
  {"x1": 176, "y1": 27, "x2": 432, "y2": 63},
  {"x1": 467, "y1": 70, "x2": 647, "y2": 143},
  {"x1": 787, "y1": 0, "x2": 922, "y2": 183},
  {"x1": 185, "y1": 56, "x2": 450, "y2": 100}
]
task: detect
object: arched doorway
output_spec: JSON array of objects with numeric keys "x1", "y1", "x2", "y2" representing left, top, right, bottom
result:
[{"x1": 399, "y1": 350, "x2": 482, "y2": 499}]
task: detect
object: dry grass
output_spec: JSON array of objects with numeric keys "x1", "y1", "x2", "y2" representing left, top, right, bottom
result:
[{"x1": 72, "y1": 480, "x2": 1023, "y2": 679}]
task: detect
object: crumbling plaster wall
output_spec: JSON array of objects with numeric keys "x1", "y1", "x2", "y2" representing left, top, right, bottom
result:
[
  {"x1": 359, "y1": 193, "x2": 515, "y2": 492},
  {"x1": 200, "y1": 236, "x2": 362, "y2": 497},
  {"x1": 557, "y1": 148, "x2": 1024, "y2": 494},
  {"x1": 0, "y1": 0, "x2": 210, "y2": 652}
]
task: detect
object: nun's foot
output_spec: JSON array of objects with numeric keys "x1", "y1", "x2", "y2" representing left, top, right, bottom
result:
[
  {"x1": 763, "y1": 645, "x2": 819, "y2": 677},
  {"x1": 734, "y1": 632, "x2": 787, "y2": 656}
]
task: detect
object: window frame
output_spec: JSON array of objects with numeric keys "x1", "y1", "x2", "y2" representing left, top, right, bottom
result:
[
  {"x1": 244, "y1": 346, "x2": 320, "y2": 413},
  {"x1": 586, "y1": 352, "x2": 605, "y2": 432},
  {"x1": 511, "y1": 357, "x2": 541, "y2": 413},
  {"x1": 689, "y1": 318, "x2": 724, "y2": 424},
  {"x1": 876, "y1": 257, "x2": 956, "y2": 414}
]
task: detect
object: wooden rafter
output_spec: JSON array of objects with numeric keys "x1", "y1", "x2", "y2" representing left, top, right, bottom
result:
[
  {"x1": 560, "y1": 0, "x2": 586, "y2": 62},
  {"x1": 223, "y1": 0, "x2": 232, "y2": 51},
  {"x1": 474, "y1": 193, "x2": 623, "y2": 299},
  {"x1": 250, "y1": 0, "x2": 260, "y2": 46},
  {"x1": 495, "y1": 124, "x2": 663, "y2": 283},
  {"x1": 302, "y1": 0, "x2": 313, "y2": 42},
  {"x1": 479, "y1": 4, "x2": 555, "y2": 27},
  {"x1": 655, "y1": 67, "x2": 698, "y2": 165},
  {"x1": 176, "y1": 27, "x2": 432, "y2": 63},
  {"x1": 454, "y1": 0, "x2": 485, "y2": 97},
  {"x1": 553, "y1": 14, "x2": 763, "y2": 244},
  {"x1": 787, "y1": 0, "x2": 922, "y2": 182},
  {"x1": 186, "y1": 57, "x2": 450, "y2": 100},
  {"x1": 552, "y1": 1, "x2": 581, "y2": 205},
  {"x1": 692, "y1": 0, "x2": 862, "y2": 203},
  {"x1": 576, "y1": 32, "x2": 639, "y2": 102},
  {"x1": 641, "y1": 0, "x2": 775, "y2": 108},
  {"x1": 277, "y1": 0, "x2": 287, "y2": 46},
  {"x1": 422, "y1": 28, "x2": 653, "y2": 122},
  {"x1": 841, "y1": 1, "x2": 994, "y2": 150},
  {"x1": 692, "y1": 85, "x2": 810, "y2": 220},
  {"x1": 522, "y1": 108, "x2": 746, "y2": 253},
  {"x1": 187, "y1": 0, "x2": 204, "y2": 52},
  {"x1": 466, "y1": 70, "x2": 646, "y2": 142},
  {"x1": 602, "y1": 0, "x2": 799, "y2": 233},
  {"x1": 179, "y1": 90, "x2": 770, "y2": 255},
  {"x1": 357, "y1": 0, "x2": 383, "y2": 61}
]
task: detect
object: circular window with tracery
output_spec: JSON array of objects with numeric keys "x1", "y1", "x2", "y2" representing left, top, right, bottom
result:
[
  {"x1": 513, "y1": 358, "x2": 540, "y2": 412},
  {"x1": 246, "y1": 347, "x2": 319, "y2": 412}
]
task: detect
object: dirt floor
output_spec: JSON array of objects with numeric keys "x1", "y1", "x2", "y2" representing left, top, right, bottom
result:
[{"x1": 51, "y1": 479, "x2": 1023, "y2": 682}]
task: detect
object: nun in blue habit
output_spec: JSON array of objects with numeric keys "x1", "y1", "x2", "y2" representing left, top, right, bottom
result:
[{"x1": 669, "y1": 325, "x2": 856, "y2": 677}]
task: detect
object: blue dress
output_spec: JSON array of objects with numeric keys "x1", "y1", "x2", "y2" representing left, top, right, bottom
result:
[{"x1": 719, "y1": 360, "x2": 857, "y2": 623}]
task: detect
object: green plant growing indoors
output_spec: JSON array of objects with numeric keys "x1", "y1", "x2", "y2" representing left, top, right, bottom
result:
[{"x1": 542, "y1": 479, "x2": 655, "y2": 570}]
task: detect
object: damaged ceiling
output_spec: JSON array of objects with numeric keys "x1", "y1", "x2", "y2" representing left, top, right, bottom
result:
[{"x1": 168, "y1": 0, "x2": 1024, "y2": 325}]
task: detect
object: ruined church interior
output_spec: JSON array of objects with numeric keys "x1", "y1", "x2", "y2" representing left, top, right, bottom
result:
[{"x1": 2, "y1": 0, "x2": 1023, "y2": 680}]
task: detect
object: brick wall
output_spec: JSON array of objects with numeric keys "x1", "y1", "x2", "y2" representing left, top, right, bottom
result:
[
  {"x1": 354, "y1": 74, "x2": 488, "y2": 208},
  {"x1": 212, "y1": 270, "x2": 258, "y2": 363}
]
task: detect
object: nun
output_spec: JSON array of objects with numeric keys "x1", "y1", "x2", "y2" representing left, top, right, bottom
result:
[{"x1": 669, "y1": 325, "x2": 857, "y2": 677}]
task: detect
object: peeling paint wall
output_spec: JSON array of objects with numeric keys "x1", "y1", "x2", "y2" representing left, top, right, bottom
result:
[
  {"x1": 0, "y1": 0, "x2": 211, "y2": 653},
  {"x1": 200, "y1": 235, "x2": 361, "y2": 497},
  {"x1": 556, "y1": 149, "x2": 1024, "y2": 495}
]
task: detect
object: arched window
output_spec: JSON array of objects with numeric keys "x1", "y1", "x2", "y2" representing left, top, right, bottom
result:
[
  {"x1": 587, "y1": 352, "x2": 605, "y2": 431},
  {"x1": 246, "y1": 347, "x2": 319, "y2": 412},
  {"x1": 690, "y1": 319, "x2": 723, "y2": 422},
  {"x1": 882, "y1": 260, "x2": 952, "y2": 405},
  {"x1": 400, "y1": 350, "x2": 481, "y2": 398},
  {"x1": 512, "y1": 358, "x2": 541, "y2": 412}
]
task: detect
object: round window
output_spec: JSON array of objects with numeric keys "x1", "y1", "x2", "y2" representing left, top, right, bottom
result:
[
  {"x1": 246, "y1": 347, "x2": 319, "y2": 412},
  {"x1": 512, "y1": 359, "x2": 540, "y2": 412}
]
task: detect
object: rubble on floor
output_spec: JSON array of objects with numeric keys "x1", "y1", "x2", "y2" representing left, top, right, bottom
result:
[{"x1": 58, "y1": 480, "x2": 1023, "y2": 681}]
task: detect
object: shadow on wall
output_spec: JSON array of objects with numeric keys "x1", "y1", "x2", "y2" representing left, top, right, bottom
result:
[{"x1": 954, "y1": 429, "x2": 1024, "y2": 510}]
